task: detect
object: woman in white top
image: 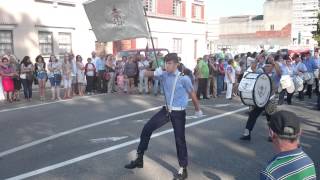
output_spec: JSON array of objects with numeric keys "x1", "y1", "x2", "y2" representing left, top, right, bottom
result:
[
  {"x1": 76, "y1": 55, "x2": 86, "y2": 96},
  {"x1": 20, "y1": 56, "x2": 34, "y2": 101},
  {"x1": 225, "y1": 59, "x2": 235, "y2": 100},
  {"x1": 48, "y1": 55, "x2": 62, "y2": 100},
  {"x1": 62, "y1": 54, "x2": 73, "y2": 99}
]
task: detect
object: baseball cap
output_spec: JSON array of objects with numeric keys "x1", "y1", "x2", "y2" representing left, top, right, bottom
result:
[
  {"x1": 164, "y1": 53, "x2": 179, "y2": 63},
  {"x1": 268, "y1": 111, "x2": 301, "y2": 140}
]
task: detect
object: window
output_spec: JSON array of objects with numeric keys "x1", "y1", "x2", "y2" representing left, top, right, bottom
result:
[
  {"x1": 194, "y1": 5, "x2": 201, "y2": 19},
  {"x1": 173, "y1": 38, "x2": 182, "y2": 54},
  {"x1": 144, "y1": 0, "x2": 156, "y2": 13},
  {"x1": 58, "y1": 32, "x2": 72, "y2": 55},
  {"x1": 173, "y1": 0, "x2": 182, "y2": 16},
  {"x1": 38, "y1": 31, "x2": 53, "y2": 55},
  {"x1": 0, "y1": 30, "x2": 13, "y2": 55},
  {"x1": 34, "y1": 0, "x2": 76, "y2": 7},
  {"x1": 270, "y1": 24, "x2": 275, "y2": 31},
  {"x1": 148, "y1": 37, "x2": 158, "y2": 48}
]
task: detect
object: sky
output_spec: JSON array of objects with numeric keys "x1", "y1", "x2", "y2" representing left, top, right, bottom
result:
[{"x1": 206, "y1": 0, "x2": 266, "y2": 19}]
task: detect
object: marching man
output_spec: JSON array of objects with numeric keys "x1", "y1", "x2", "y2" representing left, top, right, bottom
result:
[
  {"x1": 124, "y1": 53, "x2": 203, "y2": 180},
  {"x1": 240, "y1": 54, "x2": 281, "y2": 141}
]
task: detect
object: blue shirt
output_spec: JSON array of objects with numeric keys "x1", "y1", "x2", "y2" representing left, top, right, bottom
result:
[
  {"x1": 94, "y1": 57, "x2": 105, "y2": 71},
  {"x1": 280, "y1": 63, "x2": 294, "y2": 76},
  {"x1": 293, "y1": 62, "x2": 307, "y2": 75},
  {"x1": 156, "y1": 70, "x2": 194, "y2": 108},
  {"x1": 314, "y1": 57, "x2": 320, "y2": 68},
  {"x1": 303, "y1": 58, "x2": 318, "y2": 72}
]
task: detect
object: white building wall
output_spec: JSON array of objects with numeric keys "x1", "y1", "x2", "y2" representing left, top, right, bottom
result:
[
  {"x1": 0, "y1": 0, "x2": 206, "y2": 69},
  {"x1": 263, "y1": 0, "x2": 292, "y2": 31},
  {"x1": 136, "y1": 0, "x2": 207, "y2": 70},
  {"x1": 292, "y1": 0, "x2": 319, "y2": 46},
  {"x1": 0, "y1": 0, "x2": 96, "y2": 61}
]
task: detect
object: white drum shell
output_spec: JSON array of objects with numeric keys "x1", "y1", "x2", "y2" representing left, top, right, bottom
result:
[{"x1": 239, "y1": 73, "x2": 271, "y2": 108}]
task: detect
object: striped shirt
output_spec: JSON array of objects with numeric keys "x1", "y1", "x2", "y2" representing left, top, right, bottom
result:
[{"x1": 260, "y1": 148, "x2": 316, "y2": 180}]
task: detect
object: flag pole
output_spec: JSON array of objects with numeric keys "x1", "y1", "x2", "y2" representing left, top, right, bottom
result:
[{"x1": 143, "y1": 7, "x2": 170, "y2": 116}]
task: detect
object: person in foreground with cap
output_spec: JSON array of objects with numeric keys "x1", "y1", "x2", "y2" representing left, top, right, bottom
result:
[
  {"x1": 124, "y1": 53, "x2": 203, "y2": 180},
  {"x1": 260, "y1": 110, "x2": 316, "y2": 180}
]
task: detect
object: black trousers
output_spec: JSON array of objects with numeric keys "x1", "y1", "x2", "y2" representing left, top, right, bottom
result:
[
  {"x1": 304, "y1": 83, "x2": 313, "y2": 98},
  {"x1": 298, "y1": 90, "x2": 304, "y2": 100},
  {"x1": 245, "y1": 107, "x2": 271, "y2": 132},
  {"x1": 317, "y1": 93, "x2": 320, "y2": 110},
  {"x1": 137, "y1": 107, "x2": 188, "y2": 167},
  {"x1": 278, "y1": 89, "x2": 294, "y2": 105},
  {"x1": 97, "y1": 70, "x2": 106, "y2": 92},
  {"x1": 21, "y1": 79, "x2": 33, "y2": 99},
  {"x1": 86, "y1": 76, "x2": 94, "y2": 93},
  {"x1": 93, "y1": 76, "x2": 97, "y2": 91},
  {"x1": 315, "y1": 78, "x2": 319, "y2": 93},
  {"x1": 197, "y1": 78, "x2": 208, "y2": 99}
]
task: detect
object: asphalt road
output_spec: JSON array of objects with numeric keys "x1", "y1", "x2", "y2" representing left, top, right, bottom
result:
[{"x1": 0, "y1": 92, "x2": 319, "y2": 180}]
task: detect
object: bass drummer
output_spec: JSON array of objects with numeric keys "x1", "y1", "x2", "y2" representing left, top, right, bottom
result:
[
  {"x1": 240, "y1": 54, "x2": 281, "y2": 141},
  {"x1": 292, "y1": 54, "x2": 307, "y2": 101},
  {"x1": 278, "y1": 55, "x2": 295, "y2": 105},
  {"x1": 302, "y1": 52, "x2": 318, "y2": 99}
]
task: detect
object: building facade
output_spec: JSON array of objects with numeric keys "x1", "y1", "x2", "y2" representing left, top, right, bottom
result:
[
  {"x1": 215, "y1": 0, "x2": 292, "y2": 54},
  {"x1": 0, "y1": 0, "x2": 207, "y2": 69},
  {"x1": 134, "y1": 0, "x2": 207, "y2": 69},
  {"x1": 292, "y1": 0, "x2": 319, "y2": 47},
  {"x1": 0, "y1": 0, "x2": 96, "y2": 61}
]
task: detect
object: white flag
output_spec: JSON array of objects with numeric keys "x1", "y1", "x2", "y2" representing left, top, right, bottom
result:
[{"x1": 83, "y1": 0, "x2": 149, "y2": 42}]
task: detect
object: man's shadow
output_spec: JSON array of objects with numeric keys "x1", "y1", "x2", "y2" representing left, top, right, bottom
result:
[{"x1": 203, "y1": 171, "x2": 222, "y2": 180}]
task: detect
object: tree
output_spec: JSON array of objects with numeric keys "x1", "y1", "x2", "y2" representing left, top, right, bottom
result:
[{"x1": 312, "y1": 13, "x2": 320, "y2": 46}]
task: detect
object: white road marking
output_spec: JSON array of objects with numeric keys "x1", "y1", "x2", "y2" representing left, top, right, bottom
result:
[
  {"x1": 90, "y1": 136, "x2": 128, "y2": 143},
  {"x1": 134, "y1": 119, "x2": 149, "y2": 123},
  {"x1": 214, "y1": 104, "x2": 231, "y2": 108},
  {"x1": 186, "y1": 115, "x2": 206, "y2": 119},
  {"x1": 191, "y1": 104, "x2": 233, "y2": 108},
  {"x1": 133, "y1": 115, "x2": 207, "y2": 122},
  {"x1": 6, "y1": 107, "x2": 247, "y2": 180},
  {"x1": 0, "y1": 106, "x2": 162, "y2": 158}
]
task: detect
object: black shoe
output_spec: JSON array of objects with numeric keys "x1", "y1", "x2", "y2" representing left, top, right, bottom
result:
[
  {"x1": 173, "y1": 168, "x2": 188, "y2": 180},
  {"x1": 240, "y1": 134, "x2": 251, "y2": 141},
  {"x1": 124, "y1": 154, "x2": 143, "y2": 169}
]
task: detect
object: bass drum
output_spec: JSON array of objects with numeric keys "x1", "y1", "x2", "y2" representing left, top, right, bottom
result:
[{"x1": 239, "y1": 73, "x2": 272, "y2": 108}]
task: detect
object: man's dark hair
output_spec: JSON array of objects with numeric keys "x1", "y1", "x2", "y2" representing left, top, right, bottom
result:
[{"x1": 164, "y1": 53, "x2": 179, "y2": 63}]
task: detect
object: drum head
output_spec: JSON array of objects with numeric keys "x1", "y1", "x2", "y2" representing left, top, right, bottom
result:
[
  {"x1": 253, "y1": 74, "x2": 272, "y2": 107},
  {"x1": 239, "y1": 73, "x2": 259, "y2": 106},
  {"x1": 287, "y1": 84, "x2": 295, "y2": 94}
]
